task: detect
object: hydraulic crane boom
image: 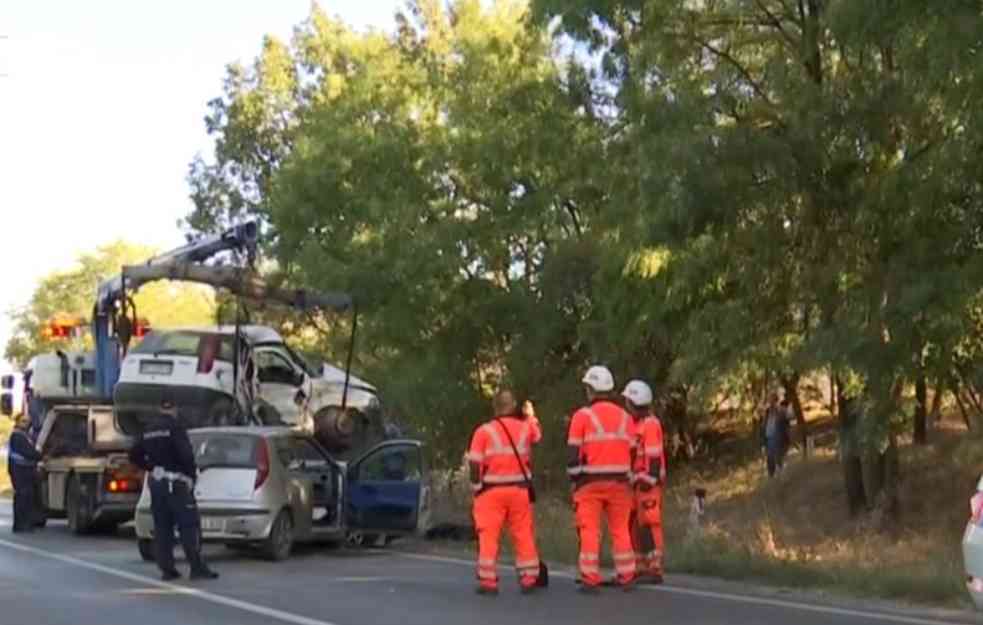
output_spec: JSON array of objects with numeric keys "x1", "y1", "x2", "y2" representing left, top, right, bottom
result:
[{"x1": 93, "y1": 222, "x2": 260, "y2": 397}]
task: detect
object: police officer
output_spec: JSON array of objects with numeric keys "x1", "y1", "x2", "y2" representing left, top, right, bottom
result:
[
  {"x1": 128, "y1": 400, "x2": 218, "y2": 581},
  {"x1": 8, "y1": 413, "x2": 42, "y2": 533}
]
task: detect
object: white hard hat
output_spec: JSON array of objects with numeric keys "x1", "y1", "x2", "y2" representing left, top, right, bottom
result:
[
  {"x1": 622, "y1": 380, "x2": 653, "y2": 407},
  {"x1": 582, "y1": 365, "x2": 615, "y2": 392}
]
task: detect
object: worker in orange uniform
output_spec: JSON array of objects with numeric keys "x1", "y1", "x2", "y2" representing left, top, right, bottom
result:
[
  {"x1": 567, "y1": 365, "x2": 637, "y2": 593},
  {"x1": 467, "y1": 389, "x2": 542, "y2": 595},
  {"x1": 623, "y1": 380, "x2": 667, "y2": 584}
]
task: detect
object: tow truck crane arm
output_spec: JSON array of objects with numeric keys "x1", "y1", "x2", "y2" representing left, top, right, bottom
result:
[
  {"x1": 120, "y1": 263, "x2": 352, "y2": 313},
  {"x1": 93, "y1": 221, "x2": 260, "y2": 397}
]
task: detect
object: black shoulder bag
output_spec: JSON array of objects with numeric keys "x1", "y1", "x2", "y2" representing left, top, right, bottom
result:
[{"x1": 494, "y1": 418, "x2": 549, "y2": 587}]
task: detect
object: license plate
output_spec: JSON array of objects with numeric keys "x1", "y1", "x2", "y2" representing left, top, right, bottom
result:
[
  {"x1": 139, "y1": 360, "x2": 173, "y2": 375},
  {"x1": 200, "y1": 518, "x2": 224, "y2": 532}
]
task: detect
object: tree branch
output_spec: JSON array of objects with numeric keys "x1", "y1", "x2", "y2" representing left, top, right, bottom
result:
[
  {"x1": 693, "y1": 37, "x2": 775, "y2": 106},
  {"x1": 753, "y1": 0, "x2": 799, "y2": 49}
]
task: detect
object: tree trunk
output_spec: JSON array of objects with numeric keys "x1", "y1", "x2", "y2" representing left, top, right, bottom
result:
[
  {"x1": 782, "y1": 372, "x2": 808, "y2": 458},
  {"x1": 929, "y1": 381, "x2": 945, "y2": 429},
  {"x1": 843, "y1": 455, "x2": 867, "y2": 516},
  {"x1": 914, "y1": 370, "x2": 928, "y2": 445},
  {"x1": 955, "y1": 387, "x2": 974, "y2": 432},
  {"x1": 837, "y1": 392, "x2": 867, "y2": 515}
]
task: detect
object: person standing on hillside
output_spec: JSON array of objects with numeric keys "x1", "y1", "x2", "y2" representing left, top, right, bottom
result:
[{"x1": 761, "y1": 393, "x2": 790, "y2": 477}]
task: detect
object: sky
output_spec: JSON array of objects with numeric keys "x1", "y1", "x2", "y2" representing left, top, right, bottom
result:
[{"x1": 0, "y1": 1, "x2": 403, "y2": 372}]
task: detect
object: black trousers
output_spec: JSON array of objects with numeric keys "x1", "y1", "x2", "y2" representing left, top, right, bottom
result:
[
  {"x1": 10, "y1": 465, "x2": 36, "y2": 532},
  {"x1": 149, "y1": 478, "x2": 208, "y2": 574}
]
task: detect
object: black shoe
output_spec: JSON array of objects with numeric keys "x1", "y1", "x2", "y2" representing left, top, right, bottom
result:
[
  {"x1": 190, "y1": 568, "x2": 219, "y2": 580},
  {"x1": 638, "y1": 574, "x2": 664, "y2": 585},
  {"x1": 161, "y1": 570, "x2": 181, "y2": 581},
  {"x1": 475, "y1": 586, "x2": 499, "y2": 596}
]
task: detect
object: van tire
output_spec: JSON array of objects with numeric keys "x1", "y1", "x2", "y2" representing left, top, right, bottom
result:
[
  {"x1": 263, "y1": 510, "x2": 294, "y2": 561},
  {"x1": 138, "y1": 538, "x2": 156, "y2": 562}
]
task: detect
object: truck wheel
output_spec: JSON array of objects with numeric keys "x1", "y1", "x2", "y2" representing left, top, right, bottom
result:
[
  {"x1": 262, "y1": 510, "x2": 294, "y2": 561},
  {"x1": 137, "y1": 538, "x2": 156, "y2": 563},
  {"x1": 66, "y1": 475, "x2": 92, "y2": 535}
]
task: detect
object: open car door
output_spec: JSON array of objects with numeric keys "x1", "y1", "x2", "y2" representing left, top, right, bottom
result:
[{"x1": 346, "y1": 440, "x2": 431, "y2": 535}]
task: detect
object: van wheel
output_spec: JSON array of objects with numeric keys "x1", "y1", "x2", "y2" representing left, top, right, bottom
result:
[
  {"x1": 137, "y1": 539, "x2": 156, "y2": 562},
  {"x1": 263, "y1": 510, "x2": 294, "y2": 561}
]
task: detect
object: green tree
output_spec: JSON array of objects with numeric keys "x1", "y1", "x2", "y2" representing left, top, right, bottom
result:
[
  {"x1": 4, "y1": 241, "x2": 217, "y2": 368},
  {"x1": 535, "y1": 0, "x2": 983, "y2": 512}
]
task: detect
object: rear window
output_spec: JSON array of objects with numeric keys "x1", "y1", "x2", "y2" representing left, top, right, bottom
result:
[
  {"x1": 132, "y1": 331, "x2": 235, "y2": 362},
  {"x1": 190, "y1": 433, "x2": 259, "y2": 469}
]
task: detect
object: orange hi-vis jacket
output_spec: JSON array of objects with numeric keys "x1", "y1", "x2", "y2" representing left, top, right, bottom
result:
[
  {"x1": 567, "y1": 400, "x2": 636, "y2": 479},
  {"x1": 468, "y1": 416, "x2": 541, "y2": 490},
  {"x1": 632, "y1": 415, "x2": 666, "y2": 487}
]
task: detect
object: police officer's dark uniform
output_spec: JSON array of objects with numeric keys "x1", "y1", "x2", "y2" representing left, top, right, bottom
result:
[
  {"x1": 128, "y1": 401, "x2": 218, "y2": 581},
  {"x1": 8, "y1": 414, "x2": 42, "y2": 533}
]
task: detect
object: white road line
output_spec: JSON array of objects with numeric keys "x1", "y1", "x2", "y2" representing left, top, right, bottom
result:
[
  {"x1": 0, "y1": 538, "x2": 341, "y2": 625},
  {"x1": 396, "y1": 552, "x2": 965, "y2": 625}
]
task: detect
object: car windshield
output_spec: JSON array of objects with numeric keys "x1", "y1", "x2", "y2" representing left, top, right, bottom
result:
[
  {"x1": 283, "y1": 344, "x2": 316, "y2": 377},
  {"x1": 132, "y1": 330, "x2": 236, "y2": 362},
  {"x1": 190, "y1": 433, "x2": 260, "y2": 469}
]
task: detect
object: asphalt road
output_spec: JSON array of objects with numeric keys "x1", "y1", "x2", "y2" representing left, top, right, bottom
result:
[{"x1": 0, "y1": 502, "x2": 978, "y2": 625}]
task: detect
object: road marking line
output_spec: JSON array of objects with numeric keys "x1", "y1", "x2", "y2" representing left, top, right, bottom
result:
[
  {"x1": 0, "y1": 538, "x2": 342, "y2": 625},
  {"x1": 396, "y1": 552, "x2": 965, "y2": 625}
]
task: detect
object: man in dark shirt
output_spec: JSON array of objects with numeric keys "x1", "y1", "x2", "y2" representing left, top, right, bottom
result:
[
  {"x1": 129, "y1": 400, "x2": 218, "y2": 581},
  {"x1": 8, "y1": 413, "x2": 42, "y2": 533}
]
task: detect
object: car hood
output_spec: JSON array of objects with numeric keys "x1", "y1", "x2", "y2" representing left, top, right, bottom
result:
[{"x1": 319, "y1": 364, "x2": 376, "y2": 392}]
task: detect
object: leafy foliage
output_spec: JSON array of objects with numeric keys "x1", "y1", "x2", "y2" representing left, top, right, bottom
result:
[
  {"x1": 4, "y1": 241, "x2": 217, "y2": 368},
  {"x1": 187, "y1": 0, "x2": 983, "y2": 486}
]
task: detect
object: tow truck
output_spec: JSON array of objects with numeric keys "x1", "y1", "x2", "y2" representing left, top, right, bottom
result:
[{"x1": 3, "y1": 222, "x2": 376, "y2": 534}]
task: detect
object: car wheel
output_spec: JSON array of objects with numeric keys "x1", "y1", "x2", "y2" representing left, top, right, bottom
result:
[
  {"x1": 346, "y1": 531, "x2": 379, "y2": 548},
  {"x1": 137, "y1": 538, "x2": 156, "y2": 562},
  {"x1": 263, "y1": 510, "x2": 294, "y2": 561},
  {"x1": 66, "y1": 475, "x2": 91, "y2": 535}
]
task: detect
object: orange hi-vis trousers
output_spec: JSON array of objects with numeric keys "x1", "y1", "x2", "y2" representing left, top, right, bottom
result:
[
  {"x1": 573, "y1": 480, "x2": 636, "y2": 587},
  {"x1": 473, "y1": 485, "x2": 540, "y2": 590},
  {"x1": 632, "y1": 485, "x2": 664, "y2": 576}
]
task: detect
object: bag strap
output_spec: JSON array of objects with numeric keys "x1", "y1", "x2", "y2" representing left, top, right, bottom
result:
[{"x1": 494, "y1": 417, "x2": 532, "y2": 487}]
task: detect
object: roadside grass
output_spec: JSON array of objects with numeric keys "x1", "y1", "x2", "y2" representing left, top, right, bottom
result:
[
  {"x1": 0, "y1": 417, "x2": 11, "y2": 497},
  {"x1": 428, "y1": 417, "x2": 979, "y2": 608}
]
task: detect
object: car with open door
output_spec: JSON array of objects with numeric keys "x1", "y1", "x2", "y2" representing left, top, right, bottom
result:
[{"x1": 133, "y1": 427, "x2": 430, "y2": 562}]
